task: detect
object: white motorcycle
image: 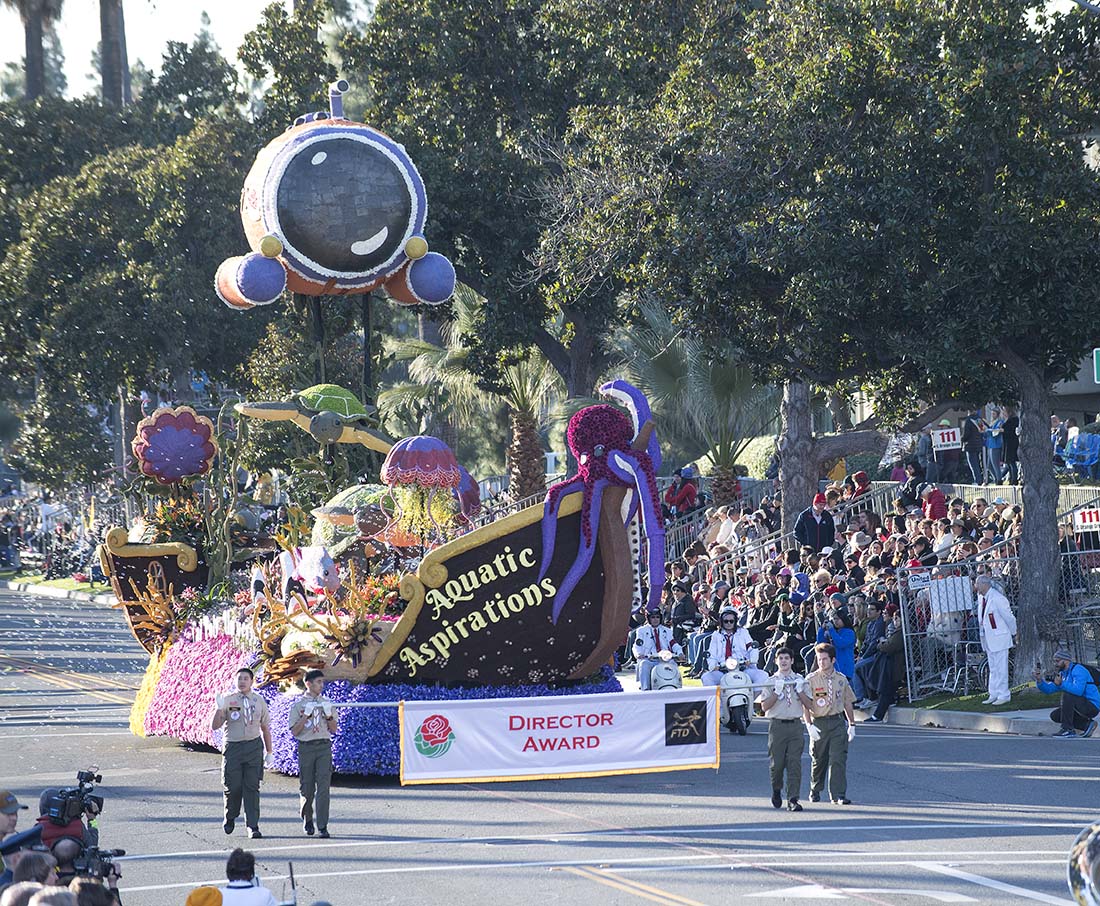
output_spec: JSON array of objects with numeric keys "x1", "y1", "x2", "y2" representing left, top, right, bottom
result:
[
  {"x1": 718, "y1": 654, "x2": 757, "y2": 735},
  {"x1": 647, "y1": 650, "x2": 684, "y2": 691}
]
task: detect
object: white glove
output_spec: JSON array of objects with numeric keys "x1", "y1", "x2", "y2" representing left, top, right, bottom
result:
[
  {"x1": 322, "y1": 702, "x2": 334, "y2": 718},
  {"x1": 847, "y1": 724, "x2": 856, "y2": 743},
  {"x1": 214, "y1": 693, "x2": 227, "y2": 710},
  {"x1": 263, "y1": 752, "x2": 274, "y2": 769},
  {"x1": 795, "y1": 677, "x2": 805, "y2": 694},
  {"x1": 773, "y1": 676, "x2": 785, "y2": 697},
  {"x1": 806, "y1": 723, "x2": 821, "y2": 743},
  {"x1": 303, "y1": 701, "x2": 317, "y2": 717}
]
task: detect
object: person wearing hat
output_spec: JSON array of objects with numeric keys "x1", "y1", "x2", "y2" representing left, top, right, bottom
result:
[
  {"x1": 794, "y1": 494, "x2": 835, "y2": 554},
  {"x1": 935, "y1": 418, "x2": 961, "y2": 482},
  {"x1": 0, "y1": 791, "x2": 28, "y2": 837},
  {"x1": 1033, "y1": 649, "x2": 1100, "y2": 738},
  {"x1": 702, "y1": 610, "x2": 768, "y2": 689},
  {"x1": 212, "y1": 667, "x2": 272, "y2": 840},
  {"x1": 186, "y1": 888, "x2": 224, "y2": 906},
  {"x1": 975, "y1": 575, "x2": 1016, "y2": 706},
  {"x1": 289, "y1": 669, "x2": 339, "y2": 838},
  {"x1": 633, "y1": 609, "x2": 685, "y2": 691}
]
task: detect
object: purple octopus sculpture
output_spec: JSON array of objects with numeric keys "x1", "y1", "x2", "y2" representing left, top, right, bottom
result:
[{"x1": 538, "y1": 380, "x2": 665, "y2": 622}]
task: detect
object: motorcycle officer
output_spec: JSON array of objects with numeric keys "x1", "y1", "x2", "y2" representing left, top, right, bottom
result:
[
  {"x1": 632, "y1": 610, "x2": 684, "y2": 690},
  {"x1": 702, "y1": 609, "x2": 769, "y2": 688}
]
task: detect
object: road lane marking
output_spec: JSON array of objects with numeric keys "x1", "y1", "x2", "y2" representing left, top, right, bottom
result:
[
  {"x1": 912, "y1": 862, "x2": 1074, "y2": 905},
  {"x1": 562, "y1": 866, "x2": 710, "y2": 905},
  {"x1": 0, "y1": 653, "x2": 140, "y2": 692},
  {"x1": 0, "y1": 656, "x2": 135, "y2": 704}
]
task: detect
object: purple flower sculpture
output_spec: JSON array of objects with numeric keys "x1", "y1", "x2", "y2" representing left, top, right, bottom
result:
[{"x1": 132, "y1": 406, "x2": 219, "y2": 485}]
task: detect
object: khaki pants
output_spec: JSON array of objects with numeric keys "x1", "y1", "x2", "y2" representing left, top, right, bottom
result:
[
  {"x1": 223, "y1": 737, "x2": 264, "y2": 828},
  {"x1": 810, "y1": 714, "x2": 848, "y2": 800},
  {"x1": 298, "y1": 739, "x2": 333, "y2": 829},
  {"x1": 767, "y1": 718, "x2": 804, "y2": 800}
]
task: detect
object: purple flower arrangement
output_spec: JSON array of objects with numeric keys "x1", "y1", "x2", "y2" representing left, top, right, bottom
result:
[{"x1": 137, "y1": 626, "x2": 622, "y2": 776}]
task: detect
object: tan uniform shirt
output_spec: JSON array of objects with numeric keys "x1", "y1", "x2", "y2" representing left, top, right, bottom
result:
[
  {"x1": 762, "y1": 672, "x2": 806, "y2": 720},
  {"x1": 221, "y1": 691, "x2": 269, "y2": 743},
  {"x1": 803, "y1": 668, "x2": 855, "y2": 719},
  {"x1": 289, "y1": 695, "x2": 334, "y2": 742}
]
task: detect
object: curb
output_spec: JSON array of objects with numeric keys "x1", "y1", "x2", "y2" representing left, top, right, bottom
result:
[
  {"x1": 885, "y1": 706, "x2": 1057, "y2": 737},
  {"x1": 0, "y1": 578, "x2": 116, "y2": 606}
]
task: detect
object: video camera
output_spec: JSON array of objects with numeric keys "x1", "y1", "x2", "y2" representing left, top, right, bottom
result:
[
  {"x1": 42, "y1": 768, "x2": 104, "y2": 826},
  {"x1": 73, "y1": 846, "x2": 126, "y2": 880}
]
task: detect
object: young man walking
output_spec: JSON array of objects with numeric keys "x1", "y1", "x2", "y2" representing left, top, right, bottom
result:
[
  {"x1": 212, "y1": 667, "x2": 273, "y2": 839},
  {"x1": 803, "y1": 642, "x2": 857, "y2": 805},
  {"x1": 759, "y1": 647, "x2": 807, "y2": 811},
  {"x1": 289, "y1": 668, "x2": 339, "y2": 837}
]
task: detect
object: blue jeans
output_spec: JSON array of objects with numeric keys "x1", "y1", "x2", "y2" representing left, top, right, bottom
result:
[
  {"x1": 986, "y1": 447, "x2": 1004, "y2": 483},
  {"x1": 966, "y1": 450, "x2": 983, "y2": 484}
]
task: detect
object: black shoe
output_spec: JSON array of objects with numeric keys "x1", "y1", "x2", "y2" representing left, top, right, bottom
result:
[
  {"x1": 248, "y1": 827, "x2": 263, "y2": 839},
  {"x1": 787, "y1": 800, "x2": 803, "y2": 812},
  {"x1": 771, "y1": 789, "x2": 783, "y2": 809},
  {"x1": 318, "y1": 828, "x2": 330, "y2": 839},
  {"x1": 223, "y1": 819, "x2": 235, "y2": 835},
  {"x1": 809, "y1": 791, "x2": 820, "y2": 802},
  {"x1": 303, "y1": 821, "x2": 315, "y2": 836},
  {"x1": 832, "y1": 798, "x2": 852, "y2": 805}
]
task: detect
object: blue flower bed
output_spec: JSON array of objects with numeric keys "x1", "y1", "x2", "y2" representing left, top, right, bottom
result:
[{"x1": 260, "y1": 666, "x2": 623, "y2": 776}]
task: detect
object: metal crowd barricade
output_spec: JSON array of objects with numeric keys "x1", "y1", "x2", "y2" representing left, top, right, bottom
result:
[{"x1": 897, "y1": 544, "x2": 1100, "y2": 701}]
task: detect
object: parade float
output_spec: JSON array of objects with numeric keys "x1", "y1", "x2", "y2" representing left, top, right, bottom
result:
[{"x1": 101, "y1": 82, "x2": 666, "y2": 777}]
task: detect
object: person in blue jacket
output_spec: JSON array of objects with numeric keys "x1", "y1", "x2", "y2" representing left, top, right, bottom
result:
[
  {"x1": 817, "y1": 596, "x2": 857, "y2": 680},
  {"x1": 1033, "y1": 647, "x2": 1100, "y2": 738}
]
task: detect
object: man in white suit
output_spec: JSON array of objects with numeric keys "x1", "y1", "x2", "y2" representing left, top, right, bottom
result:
[
  {"x1": 976, "y1": 575, "x2": 1017, "y2": 705},
  {"x1": 633, "y1": 610, "x2": 683, "y2": 690}
]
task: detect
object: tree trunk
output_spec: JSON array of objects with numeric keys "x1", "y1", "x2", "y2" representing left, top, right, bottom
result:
[
  {"x1": 24, "y1": 7, "x2": 45, "y2": 101},
  {"x1": 508, "y1": 410, "x2": 546, "y2": 500},
  {"x1": 1006, "y1": 349, "x2": 1061, "y2": 683},
  {"x1": 827, "y1": 391, "x2": 854, "y2": 431},
  {"x1": 779, "y1": 380, "x2": 816, "y2": 534},
  {"x1": 118, "y1": 0, "x2": 132, "y2": 105},
  {"x1": 99, "y1": 0, "x2": 124, "y2": 108},
  {"x1": 710, "y1": 463, "x2": 742, "y2": 507}
]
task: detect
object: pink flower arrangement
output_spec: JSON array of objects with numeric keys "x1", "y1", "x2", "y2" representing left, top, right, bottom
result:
[
  {"x1": 233, "y1": 589, "x2": 253, "y2": 607},
  {"x1": 143, "y1": 631, "x2": 255, "y2": 745}
]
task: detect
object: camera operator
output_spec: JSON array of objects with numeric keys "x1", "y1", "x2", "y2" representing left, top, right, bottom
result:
[
  {"x1": 1033, "y1": 648, "x2": 1100, "y2": 738},
  {"x1": 50, "y1": 840, "x2": 119, "y2": 905}
]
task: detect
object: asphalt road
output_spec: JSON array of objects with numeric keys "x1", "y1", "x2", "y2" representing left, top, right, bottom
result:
[{"x1": 0, "y1": 587, "x2": 1094, "y2": 906}]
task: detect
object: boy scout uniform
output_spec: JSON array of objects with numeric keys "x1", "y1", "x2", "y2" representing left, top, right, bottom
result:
[
  {"x1": 763, "y1": 674, "x2": 806, "y2": 802},
  {"x1": 220, "y1": 691, "x2": 269, "y2": 831},
  {"x1": 804, "y1": 667, "x2": 855, "y2": 802},
  {"x1": 289, "y1": 694, "x2": 335, "y2": 832}
]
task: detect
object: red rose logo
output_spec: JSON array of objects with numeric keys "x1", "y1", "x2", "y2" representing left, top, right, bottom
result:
[{"x1": 414, "y1": 713, "x2": 455, "y2": 757}]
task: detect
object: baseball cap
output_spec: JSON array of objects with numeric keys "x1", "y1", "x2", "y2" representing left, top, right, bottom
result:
[
  {"x1": 813, "y1": 493, "x2": 827, "y2": 506},
  {"x1": 992, "y1": 496, "x2": 1008, "y2": 505},
  {"x1": 820, "y1": 546, "x2": 834, "y2": 556},
  {"x1": 0, "y1": 790, "x2": 27, "y2": 815},
  {"x1": 938, "y1": 418, "x2": 952, "y2": 427}
]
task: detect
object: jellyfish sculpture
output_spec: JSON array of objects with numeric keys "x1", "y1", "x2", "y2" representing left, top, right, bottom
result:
[
  {"x1": 454, "y1": 465, "x2": 482, "y2": 522},
  {"x1": 380, "y1": 436, "x2": 462, "y2": 542},
  {"x1": 538, "y1": 381, "x2": 665, "y2": 622}
]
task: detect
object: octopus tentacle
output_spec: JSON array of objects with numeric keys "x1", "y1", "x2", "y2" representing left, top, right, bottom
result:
[
  {"x1": 538, "y1": 475, "x2": 586, "y2": 581},
  {"x1": 610, "y1": 452, "x2": 666, "y2": 614},
  {"x1": 550, "y1": 478, "x2": 606, "y2": 623},
  {"x1": 600, "y1": 380, "x2": 662, "y2": 474}
]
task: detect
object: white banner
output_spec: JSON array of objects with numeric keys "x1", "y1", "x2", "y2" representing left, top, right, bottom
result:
[
  {"x1": 932, "y1": 427, "x2": 962, "y2": 451},
  {"x1": 399, "y1": 688, "x2": 720, "y2": 785},
  {"x1": 1074, "y1": 507, "x2": 1100, "y2": 532}
]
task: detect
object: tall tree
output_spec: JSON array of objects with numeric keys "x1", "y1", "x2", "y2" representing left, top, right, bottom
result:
[
  {"x1": 99, "y1": 0, "x2": 125, "y2": 108},
  {"x1": 3, "y1": 0, "x2": 64, "y2": 100}
]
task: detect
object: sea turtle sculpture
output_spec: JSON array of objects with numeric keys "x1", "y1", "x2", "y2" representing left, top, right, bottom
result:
[{"x1": 235, "y1": 383, "x2": 393, "y2": 453}]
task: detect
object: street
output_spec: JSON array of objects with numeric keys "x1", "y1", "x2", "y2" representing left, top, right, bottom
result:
[{"x1": 0, "y1": 587, "x2": 1091, "y2": 906}]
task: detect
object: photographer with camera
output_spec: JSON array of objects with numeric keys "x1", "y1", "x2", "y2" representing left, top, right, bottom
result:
[
  {"x1": 1033, "y1": 648, "x2": 1100, "y2": 738},
  {"x1": 33, "y1": 773, "x2": 122, "y2": 905}
]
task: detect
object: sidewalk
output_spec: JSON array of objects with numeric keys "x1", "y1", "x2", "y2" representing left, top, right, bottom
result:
[{"x1": 0, "y1": 577, "x2": 116, "y2": 606}]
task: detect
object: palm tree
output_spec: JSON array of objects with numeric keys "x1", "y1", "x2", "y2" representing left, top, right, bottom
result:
[
  {"x1": 379, "y1": 285, "x2": 563, "y2": 499},
  {"x1": 3, "y1": 0, "x2": 64, "y2": 100},
  {"x1": 609, "y1": 297, "x2": 780, "y2": 504}
]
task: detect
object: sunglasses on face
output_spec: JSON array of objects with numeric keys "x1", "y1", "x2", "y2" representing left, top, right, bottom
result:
[{"x1": 721, "y1": 619, "x2": 737, "y2": 625}]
